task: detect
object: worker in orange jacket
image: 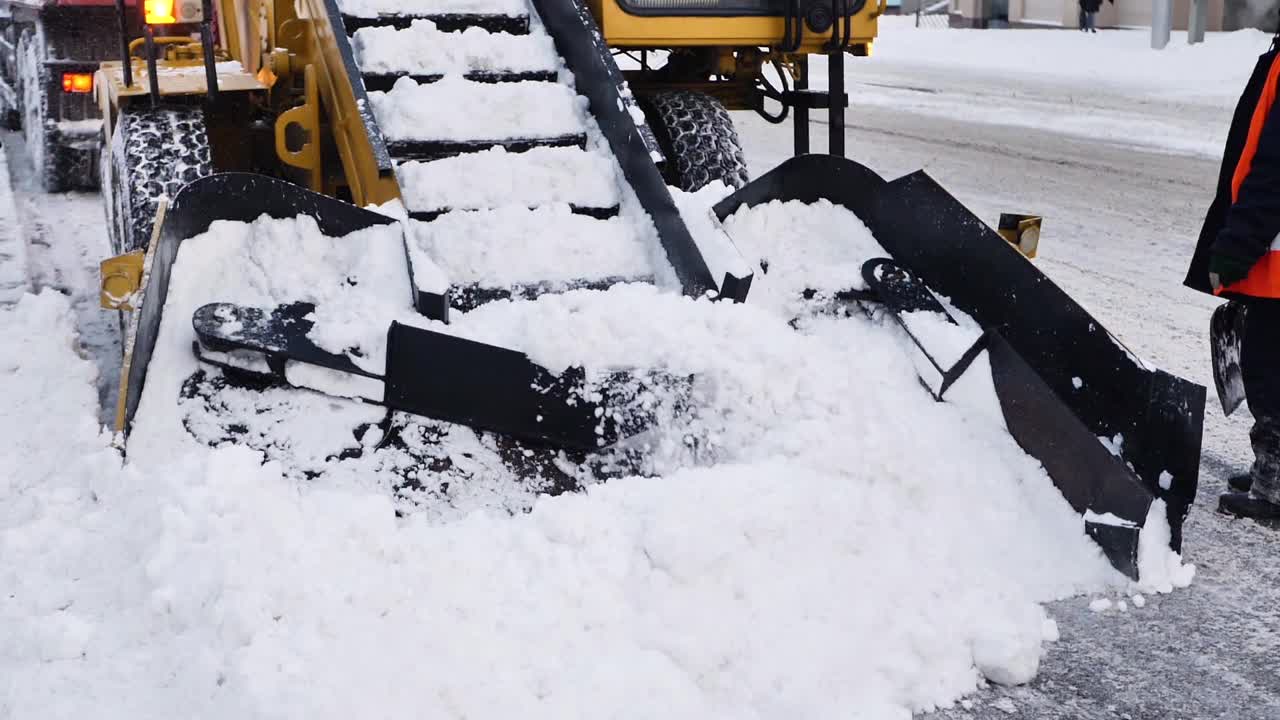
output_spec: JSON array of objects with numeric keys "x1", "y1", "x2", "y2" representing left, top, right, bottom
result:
[{"x1": 1186, "y1": 36, "x2": 1280, "y2": 522}]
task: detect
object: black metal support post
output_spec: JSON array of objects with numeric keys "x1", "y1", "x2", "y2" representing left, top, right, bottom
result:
[
  {"x1": 793, "y1": 55, "x2": 809, "y2": 156},
  {"x1": 144, "y1": 25, "x2": 159, "y2": 107},
  {"x1": 827, "y1": 49, "x2": 845, "y2": 157},
  {"x1": 115, "y1": 0, "x2": 132, "y2": 87},
  {"x1": 201, "y1": 0, "x2": 219, "y2": 102}
]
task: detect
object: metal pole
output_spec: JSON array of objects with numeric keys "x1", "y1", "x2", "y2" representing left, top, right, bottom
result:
[
  {"x1": 114, "y1": 0, "x2": 132, "y2": 87},
  {"x1": 144, "y1": 24, "x2": 159, "y2": 107},
  {"x1": 1151, "y1": 0, "x2": 1172, "y2": 49},
  {"x1": 828, "y1": 50, "x2": 845, "y2": 157},
  {"x1": 1188, "y1": 0, "x2": 1206, "y2": 44},
  {"x1": 793, "y1": 54, "x2": 810, "y2": 156},
  {"x1": 201, "y1": 0, "x2": 219, "y2": 102}
]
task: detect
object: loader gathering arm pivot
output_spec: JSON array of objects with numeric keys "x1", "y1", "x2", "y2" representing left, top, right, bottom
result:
[
  {"x1": 192, "y1": 302, "x2": 666, "y2": 452},
  {"x1": 859, "y1": 258, "x2": 996, "y2": 401}
]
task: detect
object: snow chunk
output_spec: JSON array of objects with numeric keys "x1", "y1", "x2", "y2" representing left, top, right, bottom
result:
[
  {"x1": 721, "y1": 197, "x2": 886, "y2": 312},
  {"x1": 993, "y1": 697, "x2": 1019, "y2": 714},
  {"x1": 397, "y1": 146, "x2": 619, "y2": 214},
  {"x1": 353, "y1": 20, "x2": 557, "y2": 77},
  {"x1": 284, "y1": 362, "x2": 385, "y2": 402},
  {"x1": 1089, "y1": 598, "x2": 1113, "y2": 613},
  {"x1": 1041, "y1": 617, "x2": 1060, "y2": 643},
  {"x1": 1099, "y1": 433, "x2": 1124, "y2": 457},
  {"x1": 1132, "y1": 594, "x2": 1146, "y2": 608},
  {"x1": 1159, "y1": 471, "x2": 1174, "y2": 491},
  {"x1": 1083, "y1": 509, "x2": 1138, "y2": 529},
  {"x1": 669, "y1": 181, "x2": 754, "y2": 294},
  {"x1": 409, "y1": 206, "x2": 653, "y2": 287},
  {"x1": 370, "y1": 77, "x2": 584, "y2": 142},
  {"x1": 1136, "y1": 499, "x2": 1197, "y2": 594},
  {"x1": 970, "y1": 603, "x2": 1047, "y2": 686},
  {"x1": 1072, "y1": 376, "x2": 1083, "y2": 389}
]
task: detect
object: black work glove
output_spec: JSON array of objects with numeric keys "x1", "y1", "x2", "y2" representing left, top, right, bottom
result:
[{"x1": 1209, "y1": 252, "x2": 1254, "y2": 291}]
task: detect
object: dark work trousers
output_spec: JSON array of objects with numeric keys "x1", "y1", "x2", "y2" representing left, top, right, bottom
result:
[{"x1": 1242, "y1": 299, "x2": 1280, "y2": 503}]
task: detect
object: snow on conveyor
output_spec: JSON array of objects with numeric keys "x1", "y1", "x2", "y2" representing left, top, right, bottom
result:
[
  {"x1": 337, "y1": 0, "x2": 529, "y2": 18},
  {"x1": 397, "y1": 146, "x2": 620, "y2": 213},
  {"x1": 369, "y1": 77, "x2": 585, "y2": 142},
  {"x1": 408, "y1": 207, "x2": 653, "y2": 287},
  {"x1": 353, "y1": 21, "x2": 559, "y2": 76}
]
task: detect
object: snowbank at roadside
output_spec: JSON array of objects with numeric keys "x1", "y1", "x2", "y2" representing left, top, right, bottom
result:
[
  {"x1": 0, "y1": 150, "x2": 26, "y2": 304},
  {"x1": 864, "y1": 16, "x2": 1272, "y2": 105}
]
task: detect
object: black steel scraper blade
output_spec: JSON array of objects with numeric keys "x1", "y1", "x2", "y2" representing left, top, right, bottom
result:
[{"x1": 192, "y1": 301, "x2": 671, "y2": 452}]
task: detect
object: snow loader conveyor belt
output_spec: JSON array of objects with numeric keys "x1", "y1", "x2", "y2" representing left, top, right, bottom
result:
[
  {"x1": 713, "y1": 155, "x2": 1207, "y2": 580},
  {"x1": 111, "y1": 0, "x2": 754, "y2": 485}
]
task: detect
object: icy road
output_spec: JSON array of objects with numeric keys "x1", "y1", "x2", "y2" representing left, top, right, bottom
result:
[{"x1": 2, "y1": 18, "x2": 1279, "y2": 720}]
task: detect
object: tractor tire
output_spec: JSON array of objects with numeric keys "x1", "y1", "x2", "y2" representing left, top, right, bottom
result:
[
  {"x1": 16, "y1": 28, "x2": 70, "y2": 193},
  {"x1": 0, "y1": 20, "x2": 21, "y2": 130},
  {"x1": 108, "y1": 105, "x2": 212, "y2": 255},
  {"x1": 639, "y1": 90, "x2": 749, "y2": 193}
]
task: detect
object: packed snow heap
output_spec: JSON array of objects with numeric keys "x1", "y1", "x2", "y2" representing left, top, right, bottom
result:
[{"x1": 0, "y1": 180, "x2": 1199, "y2": 719}]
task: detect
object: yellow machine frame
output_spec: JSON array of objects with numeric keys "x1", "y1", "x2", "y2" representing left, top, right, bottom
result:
[{"x1": 590, "y1": 0, "x2": 883, "y2": 52}]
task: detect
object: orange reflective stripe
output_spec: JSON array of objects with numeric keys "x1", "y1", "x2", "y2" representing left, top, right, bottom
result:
[
  {"x1": 1219, "y1": 53, "x2": 1280, "y2": 297},
  {"x1": 1224, "y1": 249, "x2": 1280, "y2": 296},
  {"x1": 1232, "y1": 53, "x2": 1280, "y2": 203}
]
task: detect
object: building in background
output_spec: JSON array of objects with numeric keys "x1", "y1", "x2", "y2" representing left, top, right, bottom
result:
[{"x1": 948, "y1": 0, "x2": 1277, "y2": 30}]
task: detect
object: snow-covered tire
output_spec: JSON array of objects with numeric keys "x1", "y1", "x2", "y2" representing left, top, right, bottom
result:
[
  {"x1": 639, "y1": 90, "x2": 749, "y2": 192},
  {"x1": 16, "y1": 28, "x2": 70, "y2": 193},
  {"x1": 0, "y1": 21, "x2": 21, "y2": 130},
  {"x1": 109, "y1": 105, "x2": 212, "y2": 254}
]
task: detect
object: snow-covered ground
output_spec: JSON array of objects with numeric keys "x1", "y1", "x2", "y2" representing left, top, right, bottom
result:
[
  {"x1": 796, "y1": 17, "x2": 1274, "y2": 159},
  {"x1": 3, "y1": 17, "x2": 1279, "y2": 720}
]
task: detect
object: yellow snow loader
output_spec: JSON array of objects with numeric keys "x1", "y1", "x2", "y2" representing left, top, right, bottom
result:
[{"x1": 95, "y1": 0, "x2": 1204, "y2": 583}]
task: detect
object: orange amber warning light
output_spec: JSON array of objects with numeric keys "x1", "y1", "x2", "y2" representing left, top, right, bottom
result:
[
  {"x1": 144, "y1": 0, "x2": 177, "y2": 24},
  {"x1": 61, "y1": 73, "x2": 93, "y2": 94}
]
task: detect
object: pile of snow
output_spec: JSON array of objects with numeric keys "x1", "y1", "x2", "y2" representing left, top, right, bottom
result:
[
  {"x1": 1136, "y1": 500, "x2": 1198, "y2": 594},
  {"x1": 397, "y1": 146, "x2": 620, "y2": 213},
  {"x1": 126, "y1": 215, "x2": 413, "y2": 462},
  {"x1": 866, "y1": 16, "x2": 1273, "y2": 105},
  {"x1": 369, "y1": 77, "x2": 585, "y2": 142},
  {"x1": 668, "y1": 182, "x2": 755, "y2": 290},
  {"x1": 0, "y1": 149, "x2": 26, "y2": 304},
  {"x1": 721, "y1": 195, "x2": 887, "y2": 312},
  {"x1": 353, "y1": 20, "x2": 558, "y2": 76},
  {"x1": 338, "y1": 0, "x2": 528, "y2": 18},
  {"x1": 2, "y1": 284, "x2": 1124, "y2": 719},
  {"x1": 3, "y1": 192, "x2": 1198, "y2": 718}
]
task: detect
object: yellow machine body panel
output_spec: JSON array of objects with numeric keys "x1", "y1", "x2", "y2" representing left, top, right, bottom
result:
[
  {"x1": 280, "y1": 0, "x2": 401, "y2": 206},
  {"x1": 589, "y1": 0, "x2": 881, "y2": 51},
  {"x1": 96, "y1": 59, "x2": 265, "y2": 103}
]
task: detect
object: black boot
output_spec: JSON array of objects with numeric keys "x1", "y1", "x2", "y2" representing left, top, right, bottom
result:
[
  {"x1": 1218, "y1": 491, "x2": 1280, "y2": 522},
  {"x1": 1228, "y1": 473, "x2": 1254, "y2": 492}
]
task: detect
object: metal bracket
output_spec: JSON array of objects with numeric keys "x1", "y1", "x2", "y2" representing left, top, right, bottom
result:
[
  {"x1": 100, "y1": 251, "x2": 145, "y2": 310},
  {"x1": 997, "y1": 213, "x2": 1042, "y2": 259},
  {"x1": 274, "y1": 63, "x2": 322, "y2": 192}
]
